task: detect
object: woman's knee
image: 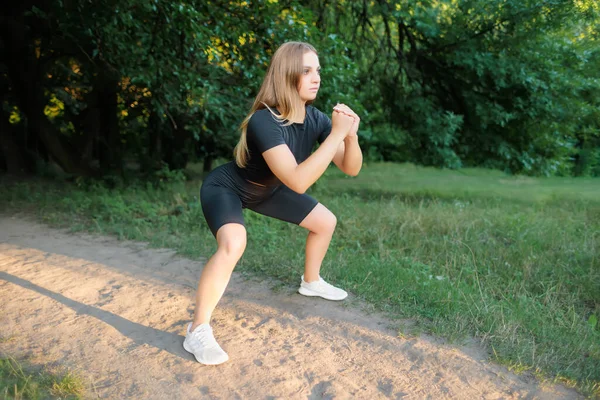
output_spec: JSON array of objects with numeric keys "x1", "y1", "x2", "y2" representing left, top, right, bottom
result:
[
  {"x1": 322, "y1": 211, "x2": 337, "y2": 234},
  {"x1": 301, "y1": 204, "x2": 337, "y2": 235},
  {"x1": 216, "y1": 224, "x2": 247, "y2": 258}
]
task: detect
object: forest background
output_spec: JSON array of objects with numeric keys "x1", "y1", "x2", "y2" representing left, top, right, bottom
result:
[{"x1": 2, "y1": 0, "x2": 599, "y2": 178}]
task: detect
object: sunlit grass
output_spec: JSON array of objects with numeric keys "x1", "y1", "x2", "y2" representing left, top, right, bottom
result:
[
  {"x1": 1, "y1": 162, "x2": 598, "y2": 396},
  {"x1": 0, "y1": 357, "x2": 86, "y2": 400}
]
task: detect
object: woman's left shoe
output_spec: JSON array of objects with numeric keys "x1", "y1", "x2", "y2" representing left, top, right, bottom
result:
[{"x1": 298, "y1": 275, "x2": 348, "y2": 301}]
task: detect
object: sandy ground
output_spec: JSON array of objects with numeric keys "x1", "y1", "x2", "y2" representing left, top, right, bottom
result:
[{"x1": 0, "y1": 215, "x2": 582, "y2": 399}]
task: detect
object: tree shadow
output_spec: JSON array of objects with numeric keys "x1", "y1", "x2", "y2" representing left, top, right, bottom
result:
[{"x1": 0, "y1": 271, "x2": 190, "y2": 361}]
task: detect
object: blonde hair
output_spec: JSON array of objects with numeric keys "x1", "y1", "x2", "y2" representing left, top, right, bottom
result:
[{"x1": 234, "y1": 41, "x2": 317, "y2": 168}]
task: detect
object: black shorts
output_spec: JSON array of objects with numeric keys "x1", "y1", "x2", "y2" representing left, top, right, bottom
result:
[{"x1": 200, "y1": 162, "x2": 319, "y2": 237}]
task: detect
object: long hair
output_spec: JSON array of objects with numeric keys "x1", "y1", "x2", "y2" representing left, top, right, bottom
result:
[{"x1": 234, "y1": 41, "x2": 317, "y2": 168}]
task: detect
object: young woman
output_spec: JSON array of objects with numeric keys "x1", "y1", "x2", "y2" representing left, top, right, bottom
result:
[{"x1": 184, "y1": 41, "x2": 363, "y2": 365}]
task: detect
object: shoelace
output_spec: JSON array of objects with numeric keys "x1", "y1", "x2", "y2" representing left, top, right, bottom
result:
[{"x1": 192, "y1": 327, "x2": 219, "y2": 348}]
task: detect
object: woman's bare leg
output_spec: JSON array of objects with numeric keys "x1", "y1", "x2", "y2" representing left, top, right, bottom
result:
[
  {"x1": 299, "y1": 203, "x2": 337, "y2": 283},
  {"x1": 191, "y1": 223, "x2": 246, "y2": 331},
  {"x1": 297, "y1": 203, "x2": 346, "y2": 300}
]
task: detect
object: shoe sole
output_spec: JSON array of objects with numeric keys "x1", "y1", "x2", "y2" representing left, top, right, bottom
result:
[
  {"x1": 183, "y1": 340, "x2": 229, "y2": 365},
  {"x1": 298, "y1": 287, "x2": 347, "y2": 301}
]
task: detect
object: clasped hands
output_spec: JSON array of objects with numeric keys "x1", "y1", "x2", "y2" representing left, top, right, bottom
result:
[{"x1": 332, "y1": 103, "x2": 360, "y2": 139}]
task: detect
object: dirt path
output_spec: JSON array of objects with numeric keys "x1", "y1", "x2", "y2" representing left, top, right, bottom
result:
[{"x1": 0, "y1": 216, "x2": 580, "y2": 399}]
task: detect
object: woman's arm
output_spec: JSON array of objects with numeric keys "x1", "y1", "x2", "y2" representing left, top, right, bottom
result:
[
  {"x1": 332, "y1": 106, "x2": 363, "y2": 176},
  {"x1": 332, "y1": 135, "x2": 363, "y2": 176},
  {"x1": 262, "y1": 111, "x2": 355, "y2": 194}
]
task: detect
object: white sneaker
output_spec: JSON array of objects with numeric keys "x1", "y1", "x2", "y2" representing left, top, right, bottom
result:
[
  {"x1": 183, "y1": 323, "x2": 229, "y2": 365},
  {"x1": 298, "y1": 275, "x2": 348, "y2": 301}
]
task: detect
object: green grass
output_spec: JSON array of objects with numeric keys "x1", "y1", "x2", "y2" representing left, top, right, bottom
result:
[
  {"x1": 0, "y1": 357, "x2": 86, "y2": 399},
  {"x1": 1, "y1": 162, "x2": 599, "y2": 397}
]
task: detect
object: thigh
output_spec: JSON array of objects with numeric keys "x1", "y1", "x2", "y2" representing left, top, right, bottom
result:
[
  {"x1": 248, "y1": 185, "x2": 318, "y2": 226},
  {"x1": 200, "y1": 183, "x2": 245, "y2": 237}
]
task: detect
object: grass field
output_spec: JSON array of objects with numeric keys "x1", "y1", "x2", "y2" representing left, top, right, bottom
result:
[{"x1": 1, "y1": 162, "x2": 599, "y2": 397}]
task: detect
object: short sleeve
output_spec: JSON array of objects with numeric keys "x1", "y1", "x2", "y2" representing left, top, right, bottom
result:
[
  {"x1": 315, "y1": 108, "x2": 333, "y2": 144},
  {"x1": 247, "y1": 110, "x2": 286, "y2": 153}
]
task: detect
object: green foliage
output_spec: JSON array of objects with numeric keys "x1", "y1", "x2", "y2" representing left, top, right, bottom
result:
[
  {"x1": 1, "y1": 0, "x2": 599, "y2": 176},
  {"x1": 308, "y1": 0, "x2": 600, "y2": 174}
]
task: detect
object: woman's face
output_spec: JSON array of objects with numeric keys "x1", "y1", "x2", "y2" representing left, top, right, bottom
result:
[{"x1": 297, "y1": 51, "x2": 321, "y2": 103}]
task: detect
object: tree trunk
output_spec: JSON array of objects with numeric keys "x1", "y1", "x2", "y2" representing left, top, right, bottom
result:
[
  {"x1": 0, "y1": 77, "x2": 30, "y2": 174},
  {"x1": 163, "y1": 112, "x2": 189, "y2": 170},
  {"x1": 96, "y1": 67, "x2": 121, "y2": 173},
  {"x1": 203, "y1": 156, "x2": 213, "y2": 172},
  {"x1": 1, "y1": 15, "x2": 93, "y2": 176},
  {"x1": 147, "y1": 110, "x2": 162, "y2": 171},
  {"x1": 0, "y1": 118, "x2": 29, "y2": 175}
]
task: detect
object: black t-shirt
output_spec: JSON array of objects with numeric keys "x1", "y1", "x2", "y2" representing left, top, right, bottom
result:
[{"x1": 234, "y1": 105, "x2": 332, "y2": 186}]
